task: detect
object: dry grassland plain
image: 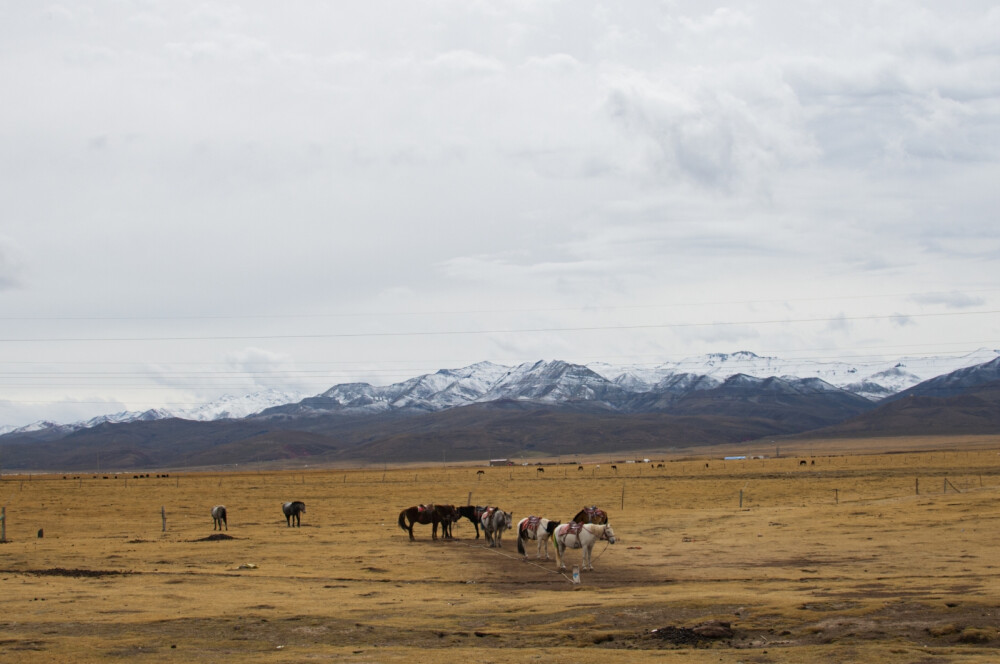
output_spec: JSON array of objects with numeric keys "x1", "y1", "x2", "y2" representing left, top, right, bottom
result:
[{"x1": 2, "y1": 436, "x2": 1000, "y2": 663}]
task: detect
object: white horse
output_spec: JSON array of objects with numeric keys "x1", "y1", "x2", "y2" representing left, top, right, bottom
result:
[
  {"x1": 211, "y1": 505, "x2": 228, "y2": 531},
  {"x1": 553, "y1": 523, "x2": 616, "y2": 571},
  {"x1": 480, "y1": 507, "x2": 513, "y2": 548},
  {"x1": 515, "y1": 516, "x2": 560, "y2": 560}
]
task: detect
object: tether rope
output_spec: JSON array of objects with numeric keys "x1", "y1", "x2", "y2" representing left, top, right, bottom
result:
[
  {"x1": 454, "y1": 538, "x2": 574, "y2": 583},
  {"x1": 454, "y1": 535, "x2": 612, "y2": 585}
]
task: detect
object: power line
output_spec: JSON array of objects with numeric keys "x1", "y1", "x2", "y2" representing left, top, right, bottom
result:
[
  {"x1": 0, "y1": 287, "x2": 996, "y2": 322},
  {"x1": 0, "y1": 309, "x2": 997, "y2": 343},
  {"x1": 0, "y1": 339, "x2": 996, "y2": 369}
]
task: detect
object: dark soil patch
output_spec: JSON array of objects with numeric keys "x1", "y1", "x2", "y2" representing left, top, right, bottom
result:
[
  {"x1": 191, "y1": 533, "x2": 238, "y2": 542},
  {"x1": 649, "y1": 621, "x2": 735, "y2": 648},
  {"x1": 13, "y1": 568, "x2": 131, "y2": 578}
]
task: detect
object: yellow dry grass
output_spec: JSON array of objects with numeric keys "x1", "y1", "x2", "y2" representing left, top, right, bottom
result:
[{"x1": 2, "y1": 437, "x2": 1000, "y2": 663}]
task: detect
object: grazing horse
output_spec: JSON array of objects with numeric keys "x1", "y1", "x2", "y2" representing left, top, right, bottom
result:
[
  {"x1": 479, "y1": 507, "x2": 513, "y2": 548},
  {"x1": 456, "y1": 505, "x2": 488, "y2": 539},
  {"x1": 211, "y1": 505, "x2": 228, "y2": 531},
  {"x1": 398, "y1": 504, "x2": 458, "y2": 541},
  {"x1": 282, "y1": 501, "x2": 306, "y2": 527},
  {"x1": 553, "y1": 523, "x2": 616, "y2": 571},
  {"x1": 572, "y1": 506, "x2": 608, "y2": 524},
  {"x1": 515, "y1": 516, "x2": 560, "y2": 560}
]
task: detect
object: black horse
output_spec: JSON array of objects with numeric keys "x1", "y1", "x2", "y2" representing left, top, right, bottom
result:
[
  {"x1": 282, "y1": 501, "x2": 306, "y2": 527},
  {"x1": 456, "y1": 505, "x2": 489, "y2": 539},
  {"x1": 211, "y1": 505, "x2": 228, "y2": 531}
]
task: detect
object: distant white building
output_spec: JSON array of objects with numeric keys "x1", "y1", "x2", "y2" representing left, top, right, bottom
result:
[{"x1": 489, "y1": 458, "x2": 512, "y2": 466}]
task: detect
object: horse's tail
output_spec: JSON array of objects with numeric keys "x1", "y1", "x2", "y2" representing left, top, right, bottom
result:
[
  {"x1": 517, "y1": 531, "x2": 526, "y2": 555},
  {"x1": 397, "y1": 510, "x2": 407, "y2": 531}
]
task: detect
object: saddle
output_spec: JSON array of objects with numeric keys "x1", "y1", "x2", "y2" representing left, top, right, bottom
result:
[
  {"x1": 482, "y1": 506, "x2": 496, "y2": 521},
  {"x1": 584, "y1": 506, "x2": 605, "y2": 521},
  {"x1": 521, "y1": 516, "x2": 541, "y2": 535},
  {"x1": 564, "y1": 522, "x2": 584, "y2": 536},
  {"x1": 418, "y1": 504, "x2": 435, "y2": 514}
]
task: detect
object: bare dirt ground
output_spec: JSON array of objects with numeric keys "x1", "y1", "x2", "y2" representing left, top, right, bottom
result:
[{"x1": 1, "y1": 437, "x2": 999, "y2": 663}]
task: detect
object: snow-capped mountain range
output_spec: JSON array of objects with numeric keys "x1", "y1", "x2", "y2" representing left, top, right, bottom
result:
[
  {"x1": 0, "y1": 388, "x2": 306, "y2": 437},
  {"x1": 3, "y1": 349, "x2": 998, "y2": 437}
]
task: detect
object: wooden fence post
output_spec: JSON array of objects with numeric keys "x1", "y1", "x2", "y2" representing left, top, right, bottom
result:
[
  {"x1": 1, "y1": 506, "x2": 6, "y2": 543},
  {"x1": 161, "y1": 506, "x2": 166, "y2": 532}
]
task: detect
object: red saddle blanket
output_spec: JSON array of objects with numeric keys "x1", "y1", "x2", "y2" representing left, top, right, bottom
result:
[{"x1": 521, "y1": 516, "x2": 541, "y2": 534}]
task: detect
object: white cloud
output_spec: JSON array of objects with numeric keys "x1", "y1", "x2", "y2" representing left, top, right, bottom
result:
[
  {"x1": 910, "y1": 291, "x2": 987, "y2": 309},
  {"x1": 426, "y1": 50, "x2": 505, "y2": 76},
  {"x1": 0, "y1": 1, "x2": 997, "y2": 426},
  {"x1": 604, "y1": 65, "x2": 819, "y2": 192},
  {"x1": 524, "y1": 53, "x2": 581, "y2": 71},
  {"x1": 0, "y1": 238, "x2": 26, "y2": 291}
]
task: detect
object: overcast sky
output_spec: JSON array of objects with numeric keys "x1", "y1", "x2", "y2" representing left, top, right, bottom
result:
[{"x1": 1, "y1": 1, "x2": 998, "y2": 427}]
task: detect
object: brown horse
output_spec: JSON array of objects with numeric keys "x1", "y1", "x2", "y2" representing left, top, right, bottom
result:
[
  {"x1": 572, "y1": 505, "x2": 608, "y2": 524},
  {"x1": 398, "y1": 504, "x2": 459, "y2": 541}
]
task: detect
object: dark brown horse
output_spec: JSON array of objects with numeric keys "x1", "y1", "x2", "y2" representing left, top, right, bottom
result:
[
  {"x1": 398, "y1": 504, "x2": 459, "y2": 541},
  {"x1": 572, "y1": 505, "x2": 608, "y2": 524}
]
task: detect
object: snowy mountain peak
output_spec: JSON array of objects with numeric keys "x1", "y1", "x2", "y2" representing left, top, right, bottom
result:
[{"x1": 4, "y1": 350, "x2": 999, "y2": 435}]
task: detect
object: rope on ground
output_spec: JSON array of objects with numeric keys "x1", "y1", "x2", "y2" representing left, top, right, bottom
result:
[{"x1": 453, "y1": 538, "x2": 575, "y2": 584}]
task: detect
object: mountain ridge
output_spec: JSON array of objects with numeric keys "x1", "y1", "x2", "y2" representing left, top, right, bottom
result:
[{"x1": 2, "y1": 350, "x2": 997, "y2": 463}]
